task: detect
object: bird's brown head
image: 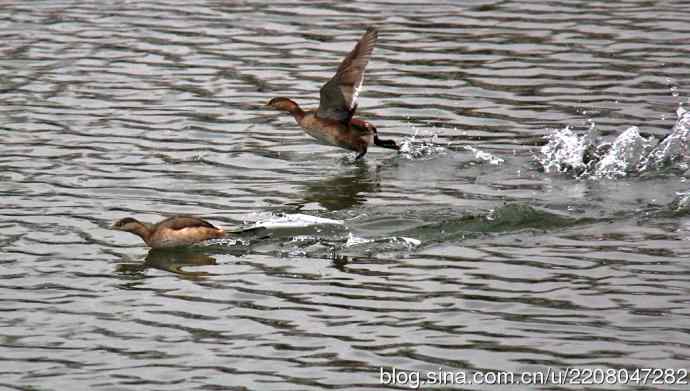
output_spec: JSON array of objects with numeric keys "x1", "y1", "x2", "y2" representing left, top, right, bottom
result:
[
  {"x1": 266, "y1": 97, "x2": 300, "y2": 113},
  {"x1": 111, "y1": 217, "x2": 143, "y2": 232}
]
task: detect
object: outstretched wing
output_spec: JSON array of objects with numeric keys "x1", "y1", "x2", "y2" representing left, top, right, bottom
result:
[
  {"x1": 317, "y1": 27, "x2": 378, "y2": 123},
  {"x1": 157, "y1": 216, "x2": 219, "y2": 231}
]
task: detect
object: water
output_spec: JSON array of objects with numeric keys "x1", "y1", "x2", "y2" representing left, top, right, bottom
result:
[{"x1": 2, "y1": 1, "x2": 690, "y2": 390}]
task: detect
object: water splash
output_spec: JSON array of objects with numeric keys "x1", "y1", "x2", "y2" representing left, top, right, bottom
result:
[
  {"x1": 464, "y1": 145, "x2": 504, "y2": 166},
  {"x1": 639, "y1": 106, "x2": 690, "y2": 170},
  {"x1": 594, "y1": 126, "x2": 656, "y2": 179},
  {"x1": 538, "y1": 126, "x2": 594, "y2": 176},
  {"x1": 539, "y1": 106, "x2": 690, "y2": 179},
  {"x1": 666, "y1": 77, "x2": 680, "y2": 98},
  {"x1": 398, "y1": 130, "x2": 447, "y2": 160}
]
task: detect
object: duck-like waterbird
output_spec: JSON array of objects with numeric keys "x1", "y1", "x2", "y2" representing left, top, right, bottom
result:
[
  {"x1": 267, "y1": 26, "x2": 399, "y2": 159},
  {"x1": 111, "y1": 216, "x2": 225, "y2": 249}
]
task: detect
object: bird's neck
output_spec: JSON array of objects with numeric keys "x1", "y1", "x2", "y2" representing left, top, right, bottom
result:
[
  {"x1": 288, "y1": 104, "x2": 305, "y2": 124},
  {"x1": 130, "y1": 223, "x2": 153, "y2": 243}
]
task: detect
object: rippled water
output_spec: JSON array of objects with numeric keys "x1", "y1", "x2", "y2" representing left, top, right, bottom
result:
[{"x1": 2, "y1": 1, "x2": 690, "y2": 389}]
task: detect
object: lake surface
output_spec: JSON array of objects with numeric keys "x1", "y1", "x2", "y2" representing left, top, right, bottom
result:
[{"x1": 1, "y1": 1, "x2": 689, "y2": 390}]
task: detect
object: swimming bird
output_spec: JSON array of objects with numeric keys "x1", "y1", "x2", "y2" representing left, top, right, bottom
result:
[
  {"x1": 111, "y1": 216, "x2": 225, "y2": 249},
  {"x1": 267, "y1": 26, "x2": 399, "y2": 159}
]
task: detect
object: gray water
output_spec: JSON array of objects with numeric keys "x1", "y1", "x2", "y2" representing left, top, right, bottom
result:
[{"x1": 2, "y1": 1, "x2": 690, "y2": 390}]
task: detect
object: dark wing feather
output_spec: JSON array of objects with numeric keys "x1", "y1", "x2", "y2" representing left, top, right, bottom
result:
[
  {"x1": 317, "y1": 27, "x2": 378, "y2": 123},
  {"x1": 156, "y1": 216, "x2": 219, "y2": 231}
]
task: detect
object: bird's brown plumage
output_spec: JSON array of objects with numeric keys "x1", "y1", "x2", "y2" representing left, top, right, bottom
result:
[
  {"x1": 267, "y1": 26, "x2": 398, "y2": 159},
  {"x1": 155, "y1": 216, "x2": 219, "y2": 231},
  {"x1": 317, "y1": 26, "x2": 377, "y2": 123},
  {"x1": 112, "y1": 215, "x2": 225, "y2": 249}
]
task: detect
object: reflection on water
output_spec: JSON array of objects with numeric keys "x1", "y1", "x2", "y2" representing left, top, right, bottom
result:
[
  {"x1": 116, "y1": 249, "x2": 218, "y2": 279},
  {"x1": 1, "y1": 0, "x2": 690, "y2": 390},
  {"x1": 301, "y1": 163, "x2": 380, "y2": 210}
]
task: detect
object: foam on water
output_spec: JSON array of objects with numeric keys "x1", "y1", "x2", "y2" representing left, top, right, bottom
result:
[
  {"x1": 464, "y1": 145, "x2": 505, "y2": 166},
  {"x1": 206, "y1": 237, "x2": 248, "y2": 247},
  {"x1": 246, "y1": 213, "x2": 344, "y2": 229},
  {"x1": 344, "y1": 233, "x2": 421, "y2": 248},
  {"x1": 344, "y1": 233, "x2": 371, "y2": 247}
]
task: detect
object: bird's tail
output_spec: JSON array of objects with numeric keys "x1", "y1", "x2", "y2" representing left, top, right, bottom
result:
[{"x1": 374, "y1": 135, "x2": 400, "y2": 151}]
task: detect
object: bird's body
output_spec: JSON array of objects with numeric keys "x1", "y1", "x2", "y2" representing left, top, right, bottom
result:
[
  {"x1": 112, "y1": 216, "x2": 225, "y2": 249},
  {"x1": 267, "y1": 27, "x2": 398, "y2": 159},
  {"x1": 301, "y1": 111, "x2": 374, "y2": 153}
]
